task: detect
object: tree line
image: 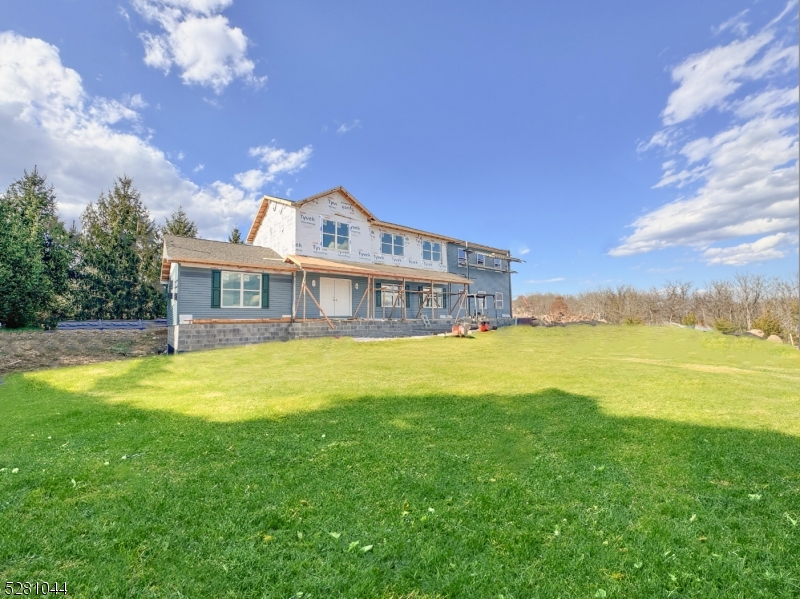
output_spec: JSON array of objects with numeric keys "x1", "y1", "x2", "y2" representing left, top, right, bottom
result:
[
  {"x1": 514, "y1": 274, "x2": 800, "y2": 345},
  {"x1": 0, "y1": 168, "x2": 244, "y2": 329}
]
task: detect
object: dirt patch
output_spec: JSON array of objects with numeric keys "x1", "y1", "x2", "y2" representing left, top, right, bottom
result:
[{"x1": 0, "y1": 329, "x2": 168, "y2": 375}]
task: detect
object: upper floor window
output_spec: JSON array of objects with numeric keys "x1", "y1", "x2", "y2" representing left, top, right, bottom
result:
[
  {"x1": 422, "y1": 241, "x2": 442, "y2": 262},
  {"x1": 381, "y1": 232, "x2": 404, "y2": 256},
  {"x1": 457, "y1": 248, "x2": 467, "y2": 266},
  {"x1": 323, "y1": 219, "x2": 349, "y2": 251},
  {"x1": 493, "y1": 257, "x2": 502, "y2": 268},
  {"x1": 476, "y1": 253, "x2": 485, "y2": 266}
]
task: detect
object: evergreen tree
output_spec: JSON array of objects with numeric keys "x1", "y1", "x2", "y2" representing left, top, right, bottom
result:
[
  {"x1": 0, "y1": 168, "x2": 71, "y2": 328},
  {"x1": 228, "y1": 226, "x2": 243, "y2": 244},
  {"x1": 75, "y1": 176, "x2": 165, "y2": 320},
  {"x1": 162, "y1": 205, "x2": 198, "y2": 238}
]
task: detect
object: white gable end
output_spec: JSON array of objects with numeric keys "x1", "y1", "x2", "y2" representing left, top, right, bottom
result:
[
  {"x1": 253, "y1": 201, "x2": 296, "y2": 257},
  {"x1": 294, "y1": 190, "x2": 448, "y2": 273}
]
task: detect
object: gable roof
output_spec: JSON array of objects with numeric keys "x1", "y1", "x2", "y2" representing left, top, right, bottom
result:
[
  {"x1": 160, "y1": 235, "x2": 295, "y2": 282},
  {"x1": 245, "y1": 194, "x2": 291, "y2": 244},
  {"x1": 244, "y1": 186, "x2": 520, "y2": 259},
  {"x1": 246, "y1": 187, "x2": 376, "y2": 244}
]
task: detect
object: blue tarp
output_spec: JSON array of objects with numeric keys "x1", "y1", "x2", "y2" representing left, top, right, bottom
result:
[{"x1": 57, "y1": 319, "x2": 167, "y2": 331}]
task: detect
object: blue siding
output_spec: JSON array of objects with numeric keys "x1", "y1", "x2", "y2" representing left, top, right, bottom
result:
[
  {"x1": 177, "y1": 266, "x2": 294, "y2": 320},
  {"x1": 446, "y1": 243, "x2": 513, "y2": 317}
]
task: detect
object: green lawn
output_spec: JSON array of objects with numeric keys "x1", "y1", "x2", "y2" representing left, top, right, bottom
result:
[{"x1": 1, "y1": 326, "x2": 799, "y2": 598}]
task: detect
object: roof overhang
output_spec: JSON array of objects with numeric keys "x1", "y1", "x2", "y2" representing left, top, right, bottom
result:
[
  {"x1": 286, "y1": 255, "x2": 473, "y2": 285},
  {"x1": 160, "y1": 252, "x2": 296, "y2": 284}
]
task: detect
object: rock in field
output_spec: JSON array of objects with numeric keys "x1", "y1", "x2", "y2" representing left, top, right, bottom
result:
[
  {"x1": 767, "y1": 334, "x2": 783, "y2": 343},
  {"x1": 747, "y1": 329, "x2": 765, "y2": 338}
]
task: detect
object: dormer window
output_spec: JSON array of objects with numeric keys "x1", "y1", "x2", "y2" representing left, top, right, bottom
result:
[
  {"x1": 381, "y1": 232, "x2": 404, "y2": 256},
  {"x1": 323, "y1": 219, "x2": 349, "y2": 251},
  {"x1": 422, "y1": 241, "x2": 442, "y2": 262}
]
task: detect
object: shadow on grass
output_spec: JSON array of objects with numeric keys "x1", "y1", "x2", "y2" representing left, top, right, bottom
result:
[{"x1": 1, "y1": 365, "x2": 799, "y2": 599}]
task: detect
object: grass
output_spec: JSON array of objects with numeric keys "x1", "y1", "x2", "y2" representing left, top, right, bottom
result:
[{"x1": 1, "y1": 325, "x2": 798, "y2": 598}]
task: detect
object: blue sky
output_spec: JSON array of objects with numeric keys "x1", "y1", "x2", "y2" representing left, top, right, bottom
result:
[{"x1": 1, "y1": 0, "x2": 797, "y2": 294}]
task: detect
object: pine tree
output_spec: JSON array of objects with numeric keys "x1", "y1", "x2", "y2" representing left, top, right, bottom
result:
[
  {"x1": 228, "y1": 226, "x2": 243, "y2": 244},
  {"x1": 75, "y1": 176, "x2": 166, "y2": 320},
  {"x1": 0, "y1": 168, "x2": 71, "y2": 328},
  {"x1": 163, "y1": 205, "x2": 198, "y2": 238}
]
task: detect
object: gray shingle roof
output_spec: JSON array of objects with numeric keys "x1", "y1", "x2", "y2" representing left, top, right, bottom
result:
[{"x1": 161, "y1": 235, "x2": 293, "y2": 281}]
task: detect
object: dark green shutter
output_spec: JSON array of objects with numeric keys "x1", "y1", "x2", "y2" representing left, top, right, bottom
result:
[
  {"x1": 441, "y1": 287, "x2": 447, "y2": 309},
  {"x1": 211, "y1": 270, "x2": 221, "y2": 308},
  {"x1": 375, "y1": 282, "x2": 381, "y2": 308},
  {"x1": 405, "y1": 284, "x2": 410, "y2": 307},
  {"x1": 261, "y1": 274, "x2": 270, "y2": 309}
]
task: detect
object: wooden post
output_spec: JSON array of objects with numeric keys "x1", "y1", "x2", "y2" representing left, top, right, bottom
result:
[
  {"x1": 402, "y1": 278, "x2": 407, "y2": 320},
  {"x1": 415, "y1": 287, "x2": 432, "y2": 319},
  {"x1": 431, "y1": 279, "x2": 435, "y2": 320},
  {"x1": 387, "y1": 284, "x2": 400, "y2": 320},
  {"x1": 302, "y1": 271, "x2": 307, "y2": 320}
]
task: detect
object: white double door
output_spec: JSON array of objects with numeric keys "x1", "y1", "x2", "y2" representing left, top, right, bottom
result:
[{"x1": 319, "y1": 277, "x2": 352, "y2": 317}]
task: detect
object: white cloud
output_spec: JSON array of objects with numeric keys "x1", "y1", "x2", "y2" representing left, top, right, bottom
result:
[
  {"x1": 612, "y1": 4, "x2": 798, "y2": 264},
  {"x1": 518, "y1": 247, "x2": 530, "y2": 256},
  {"x1": 702, "y1": 233, "x2": 796, "y2": 265},
  {"x1": 193, "y1": 163, "x2": 205, "y2": 172},
  {"x1": 131, "y1": 0, "x2": 264, "y2": 93},
  {"x1": 233, "y1": 145, "x2": 312, "y2": 192},
  {"x1": 713, "y1": 9, "x2": 750, "y2": 37},
  {"x1": 526, "y1": 278, "x2": 565, "y2": 284},
  {"x1": 0, "y1": 31, "x2": 307, "y2": 239},
  {"x1": 336, "y1": 119, "x2": 361, "y2": 134}
]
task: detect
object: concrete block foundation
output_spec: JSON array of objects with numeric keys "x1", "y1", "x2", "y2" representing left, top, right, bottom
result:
[{"x1": 169, "y1": 318, "x2": 516, "y2": 353}]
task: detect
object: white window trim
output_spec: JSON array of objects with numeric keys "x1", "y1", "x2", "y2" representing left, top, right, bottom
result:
[
  {"x1": 381, "y1": 283, "x2": 402, "y2": 307},
  {"x1": 476, "y1": 290, "x2": 486, "y2": 311},
  {"x1": 381, "y1": 232, "x2": 405, "y2": 256},
  {"x1": 322, "y1": 218, "x2": 350, "y2": 252},
  {"x1": 493, "y1": 257, "x2": 502, "y2": 268},
  {"x1": 476, "y1": 253, "x2": 485, "y2": 266},
  {"x1": 221, "y1": 270, "x2": 262, "y2": 308},
  {"x1": 495, "y1": 292, "x2": 504, "y2": 309},
  {"x1": 422, "y1": 240, "x2": 443, "y2": 263},
  {"x1": 457, "y1": 248, "x2": 467, "y2": 267},
  {"x1": 421, "y1": 286, "x2": 445, "y2": 308}
]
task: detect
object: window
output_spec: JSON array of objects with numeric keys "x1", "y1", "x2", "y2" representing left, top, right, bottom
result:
[
  {"x1": 458, "y1": 248, "x2": 467, "y2": 266},
  {"x1": 323, "y1": 219, "x2": 349, "y2": 251},
  {"x1": 422, "y1": 241, "x2": 442, "y2": 262},
  {"x1": 476, "y1": 253, "x2": 485, "y2": 266},
  {"x1": 476, "y1": 291, "x2": 486, "y2": 312},
  {"x1": 422, "y1": 286, "x2": 446, "y2": 308},
  {"x1": 493, "y1": 257, "x2": 502, "y2": 268},
  {"x1": 495, "y1": 292, "x2": 503, "y2": 309},
  {"x1": 381, "y1": 232, "x2": 404, "y2": 256},
  {"x1": 221, "y1": 271, "x2": 262, "y2": 308},
  {"x1": 381, "y1": 284, "x2": 401, "y2": 307}
]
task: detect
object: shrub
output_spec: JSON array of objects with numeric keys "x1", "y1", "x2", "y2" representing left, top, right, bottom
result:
[
  {"x1": 623, "y1": 316, "x2": 643, "y2": 325},
  {"x1": 681, "y1": 312, "x2": 697, "y2": 326},
  {"x1": 714, "y1": 319, "x2": 736, "y2": 334},
  {"x1": 752, "y1": 311, "x2": 783, "y2": 338}
]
